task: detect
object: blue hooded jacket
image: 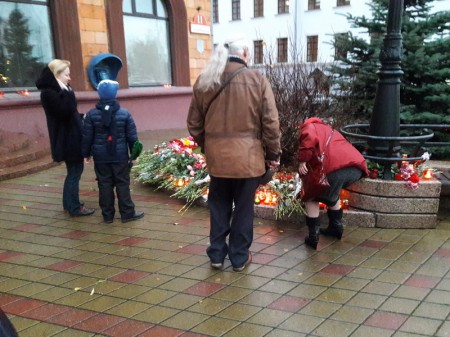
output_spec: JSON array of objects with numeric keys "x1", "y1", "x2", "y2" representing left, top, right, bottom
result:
[{"x1": 82, "y1": 98, "x2": 138, "y2": 163}]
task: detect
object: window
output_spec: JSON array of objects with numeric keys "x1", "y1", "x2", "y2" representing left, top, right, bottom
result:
[
  {"x1": 122, "y1": 0, "x2": 171, "y2": 86},
  {"x1": 212, "y1": 0, "x2": 219, "y2": 23},
  {"x1": 278, "y1": 0, "x2": 289, "y2": 14},
  {"x1": 308, "y1": 0, "x2": 320, "y2": 10},
  {"x1": 0, "y1": 0, "x2": 54, "y2": 90},
  {"x1": 277, "y1": 38, "x2": 288, "y2": 63},
  {"x1": 253, "y1": 40, "x2": 263, "y2": 64},
  {"x1": 254, "y1": 0, "x2": 263, "y2": 17},
  {"x1": 337, "y1": 0, "x2": 350, "y2": 6},
  {"x1": 307, "y1": 35, "x2": 318, "y2": 62},
  {"x1": 334, "y1": 32, "x2": 348, "y2": 60},
  {"x1": 232, "y1": 0, "x2": 240, "y2": 20}
]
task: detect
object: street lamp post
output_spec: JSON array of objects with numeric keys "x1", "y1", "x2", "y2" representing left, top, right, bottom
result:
[{"x1": 367, "y1": 0, "x2": 404, "y2": 179}]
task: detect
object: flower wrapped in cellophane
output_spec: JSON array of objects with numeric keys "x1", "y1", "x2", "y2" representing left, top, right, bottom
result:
[{"x1": 132, "y1": 137, "x2": 209, "y2": 211}]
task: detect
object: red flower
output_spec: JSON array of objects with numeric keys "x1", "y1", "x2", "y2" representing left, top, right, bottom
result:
[
  {"x1": 409, "y1": 173, "x2": 420, "y2": 183},
  {"x1": 394, "y1": 173, "x2": 403, "y2": 181},
  {"x1": 369, "y1": 169, "x2": 379, "y2": 179}
]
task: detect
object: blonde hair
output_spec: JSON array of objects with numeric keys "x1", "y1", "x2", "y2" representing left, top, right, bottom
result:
[
  {"x1": 48, "y1": 59, "x2": 71, "y2": 76},
  {"x1": 197, "y1": 34, "x2": 250, "y2": 92}
]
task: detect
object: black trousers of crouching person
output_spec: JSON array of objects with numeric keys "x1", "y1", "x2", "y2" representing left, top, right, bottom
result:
[
  {"x1": 207, "y1": 176, "x2": 260, "y2": 268},
  {"x1": 94, "y1": 162, "x2": 135, "y2": 221}
]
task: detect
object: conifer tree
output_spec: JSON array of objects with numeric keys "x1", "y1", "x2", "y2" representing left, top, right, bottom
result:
[
  {"x1": 330, "y1": 0, "x2": 450, "y2": 158},
  {"x1": 3, "y1": 8, "x2": 40, "y2": 87}
]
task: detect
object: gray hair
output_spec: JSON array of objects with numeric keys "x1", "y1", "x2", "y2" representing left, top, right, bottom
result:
[{"x1": 197, "y1": 35, "x2": 250, "y2": 92}]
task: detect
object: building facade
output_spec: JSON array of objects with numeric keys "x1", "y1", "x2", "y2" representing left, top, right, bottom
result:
[
  {"x1": 0, "y1": 0, "x2": 213, "y2": 135},
  {"x1": 211, "y1": 0, "x2": 449, "y2": 65}
]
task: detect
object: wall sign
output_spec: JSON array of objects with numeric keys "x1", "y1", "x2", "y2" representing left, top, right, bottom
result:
[{"x1": 190, "y1": 14, "x2": 211, "y2": 35}]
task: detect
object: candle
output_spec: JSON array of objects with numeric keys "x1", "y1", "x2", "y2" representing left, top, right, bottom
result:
[
  {"x1": 17, "y1": 89, "x2": 30, "y2": 96},
  {"x1": 271, "y1": 193, "x2": 278, "y2": 205},
  {"x1": 258, "y1": 191, "x2": 266, "y2": 201},
  {"x1": 401, "y1": 154, "x2": 408, "y2": 165},
  {"x1": 423, "y1": 169, "x2": 432, "y2": 179}
]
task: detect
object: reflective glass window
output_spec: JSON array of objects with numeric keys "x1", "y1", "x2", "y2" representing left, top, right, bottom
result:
[
  {"x1": 0, "y1": 0, "x2": 54, "y2": 90},
  {"x1": 123, "y1": 0, "x2": 171, "y2": 86}
]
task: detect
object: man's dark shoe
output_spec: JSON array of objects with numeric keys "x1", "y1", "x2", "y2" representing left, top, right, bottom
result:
[
  {"x1": 233, "y1": 252, "x2": 252, "y2": 272},
  {"x1": 122, "y1": 211, "x2": 144, "y2": 223},
  {"x1": 104, "y1": 218, "x2": 114, "y2": 224},
  {"x1": 70, "y1": 206, "x2": 95, "y2": 217}
]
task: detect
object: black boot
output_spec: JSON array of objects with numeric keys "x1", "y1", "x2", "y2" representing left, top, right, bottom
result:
[
  {"x1": 320, "y1": 208, "x2": 344, "y2": 240},
  {"x1": 305, "y1": 216, "x2": 320, "y2": 250}
]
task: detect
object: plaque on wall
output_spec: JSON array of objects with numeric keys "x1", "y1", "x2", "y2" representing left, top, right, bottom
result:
[{"x1": 190, "y1": 14, "x2": 211, "y2": 35}]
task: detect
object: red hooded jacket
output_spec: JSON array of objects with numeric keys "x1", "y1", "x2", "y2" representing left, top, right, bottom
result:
[{"x1": 298, "y1": 118, "x2": 369, "y2": 176}]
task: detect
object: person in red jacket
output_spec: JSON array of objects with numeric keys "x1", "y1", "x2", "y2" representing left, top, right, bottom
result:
[{"x1": 298, "y1": 117, "x2": 368, "y2": 249}]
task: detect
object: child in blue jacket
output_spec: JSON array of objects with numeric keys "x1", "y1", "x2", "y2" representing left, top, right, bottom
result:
[{"x1": 82, "y1": 80, "x2": 144, "y2": 224}]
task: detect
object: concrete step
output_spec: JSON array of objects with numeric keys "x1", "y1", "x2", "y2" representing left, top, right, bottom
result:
[
  {"x1": 0, "y1": 131, "x2": 30, "y2": 155},
  {"x1": 0, "y1": 153, "x2": 59, "y2": 181},
  {"x1": 0, "y1": 131, "x2": 57, "y2": 181}
]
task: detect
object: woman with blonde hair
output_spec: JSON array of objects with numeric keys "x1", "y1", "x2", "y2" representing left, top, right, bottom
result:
[{"x1": 36, "y1": 59, "x2": 95, "y2": 216}]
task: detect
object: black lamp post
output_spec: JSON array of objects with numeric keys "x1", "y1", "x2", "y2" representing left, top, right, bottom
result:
[{"x1": 367, "y1": 0, "x2": 404, "y2": 179}]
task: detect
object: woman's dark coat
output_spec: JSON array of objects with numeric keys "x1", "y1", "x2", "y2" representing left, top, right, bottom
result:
[{"x1": 36, "y1": 66, "x2": 83, "y2": 163}]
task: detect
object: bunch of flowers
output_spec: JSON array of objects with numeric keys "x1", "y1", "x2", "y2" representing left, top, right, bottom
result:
[
  {"x1": 394, "y1": 164, "x2": 421, "y2": 189},
  {"x1": 132, "y1": 137, "x2": 209, "y2": 211},
  {"x1": 367, "y1": 152, "x2": 434, "y2": 189},
  {"x1": 262, "y1": 171, "x2": 304, "y2": 219},
  {"x1": 133, "y1": 137, "x2": 305, "y2": 217},
  {"x1": 393, "y1": 152, "x2": 433, "y2": 189}
]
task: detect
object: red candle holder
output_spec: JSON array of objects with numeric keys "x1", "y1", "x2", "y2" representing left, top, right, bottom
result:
[
  {"x1": 17, "y1": 89, "x2": 30, "y2": 96},
  {"x1": 423, "y1": 169, "x2": 433, "y2": 179}
]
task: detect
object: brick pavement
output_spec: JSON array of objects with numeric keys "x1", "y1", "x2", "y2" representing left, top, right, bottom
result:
[{"x1": 0, "y1": 129, "x2": 450, "y2": 337}]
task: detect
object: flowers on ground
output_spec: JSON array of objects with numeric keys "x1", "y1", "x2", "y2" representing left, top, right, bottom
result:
[
  {"x1": 368, "y1": 152, "x2": 434, "y2": 189},
  {"x1": 261, "y1": 172, "x2": 304, "y2": 219},
  {"x1": 132, "y1": 137, "x2": 304, "y2": 218},
  {"x1": 132, "y1": 137, "x2": 209, "y2": 210}
]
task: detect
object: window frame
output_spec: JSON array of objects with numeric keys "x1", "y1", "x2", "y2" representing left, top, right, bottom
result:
[
  {"x1": 122, "y1": 1, "x2": 171, "y2": 86},
  {"x1": 308, "y1": 0, "x2": 320, "y2": 10},
  {"x1": 0, "y1": 0, "x2": 59, "y2": 90},
  {"x1": 277, "y1": 37, "x2": 288, "y2": 63},
  {"x1": 105, "y1": 0, "x2": 190, "y2": 87},
  {"x1": 336, "y1": 0, "x2": 350, "y2": 6},
  {"x1": 277, "y1": 0, "x2": 289, "y2": 14},
  {"x1": 334, "y1": 32, "x2": 348, "y2": 60},
  {"x1": 212, "y1": 0, "x2": 219, "y2": 23},
  {"x1": 254, "y1": 0, "x2": 263, "y2": 18},
  {"x1": 307, "y1": 35, "x2": 318, "y2": 62},
  {"x1": 0, "y1": 0, "x2": 189, "y2": 90},
  {"x1": 232, "y1": 0, "x2": 240, "y2": 21},
  {"x1": 253, "y1": 40, "x2": 263, "y2": 64}
]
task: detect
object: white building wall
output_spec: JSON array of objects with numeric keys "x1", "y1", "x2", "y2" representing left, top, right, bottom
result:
[
  {"x1": 212, "y1": 0, "x2": 450, "y2": 63},
  {"x1": 212, "y1": 0, "x2": 295, "y2": 62}
]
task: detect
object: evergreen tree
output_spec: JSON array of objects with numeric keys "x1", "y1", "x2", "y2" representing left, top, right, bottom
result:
[
  {"x1": 3, "y1": 8, "x2": 40, "y2": 87},
  {"x1": 330, "y1": 0, "x2": 450, "y2": 158}
]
